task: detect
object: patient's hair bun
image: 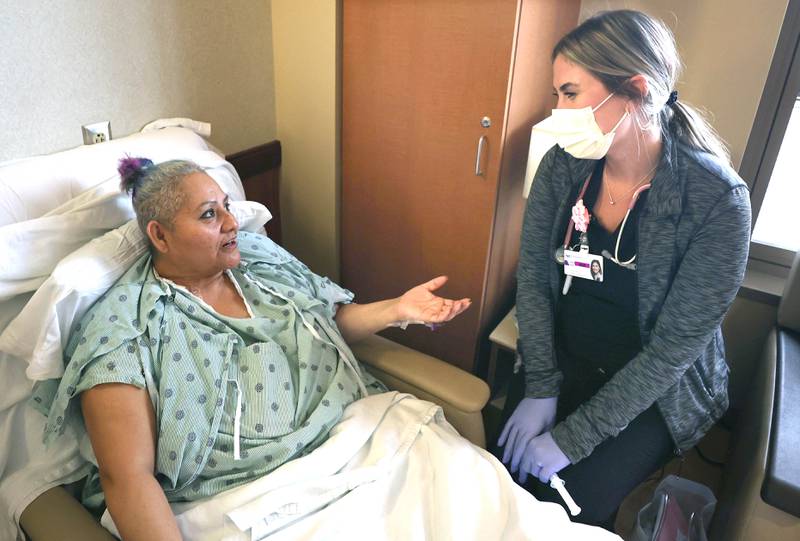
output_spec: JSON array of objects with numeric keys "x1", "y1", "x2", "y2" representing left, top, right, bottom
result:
[{"x1": 118, "y1": 156, "x2": 155, "y2": 195}]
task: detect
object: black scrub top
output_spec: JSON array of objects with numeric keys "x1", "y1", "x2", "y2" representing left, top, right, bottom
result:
[{"x1": 555, "y1": 160, "x2": 647, "y2": 387}]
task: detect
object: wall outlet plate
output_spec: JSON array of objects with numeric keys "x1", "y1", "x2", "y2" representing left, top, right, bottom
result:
[{"x1": 81, "y1": 121, "x2": 111, "y2": 145}]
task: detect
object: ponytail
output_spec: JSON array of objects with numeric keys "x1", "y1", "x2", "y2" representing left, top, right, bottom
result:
[{"x1": 662, "y1": 100, "x2": 731, "y2": 164}]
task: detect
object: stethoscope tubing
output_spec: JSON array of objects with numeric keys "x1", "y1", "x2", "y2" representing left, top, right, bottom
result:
[
  {"x1": 558, "y1": 174, "x2": 651, "y2": 264},
  {"x1": 613, "y1": 183, "x2": 651, "y2": 265}
]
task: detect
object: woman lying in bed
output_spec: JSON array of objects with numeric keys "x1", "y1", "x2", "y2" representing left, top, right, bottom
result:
[{"x1": 32, "y1": 158, "x2": 470, "y2": 540}]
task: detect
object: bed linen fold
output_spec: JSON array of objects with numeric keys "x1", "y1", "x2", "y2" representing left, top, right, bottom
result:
[{"x1": 101, "y1": 392, "x2": 620, "y2": 541}]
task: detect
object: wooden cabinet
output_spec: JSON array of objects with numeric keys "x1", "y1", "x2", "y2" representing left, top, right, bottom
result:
[{"x1": 342, "y1": 0, "x2": 579, "y2": 374}]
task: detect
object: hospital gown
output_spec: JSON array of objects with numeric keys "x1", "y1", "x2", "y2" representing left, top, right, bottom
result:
[{"x1": 32, "y1": 231, "x2": 385, "y2": 511}]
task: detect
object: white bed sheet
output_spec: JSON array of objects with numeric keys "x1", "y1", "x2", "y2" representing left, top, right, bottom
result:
[
  {"x1": 0, "y1": 297, "x2": 89, "y2": 541},
  {"x1": 102, "y1": 392, "x2": 620, "y2": 541}
]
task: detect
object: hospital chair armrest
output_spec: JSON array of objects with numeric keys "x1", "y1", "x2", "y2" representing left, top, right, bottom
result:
[{"x1": 351, "y1": 334, "x2": 490, "y2": 448}]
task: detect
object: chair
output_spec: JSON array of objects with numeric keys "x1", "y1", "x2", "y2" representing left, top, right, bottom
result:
[{"x1": 710, "y1": 251, "x2": 800, "y2": 540}]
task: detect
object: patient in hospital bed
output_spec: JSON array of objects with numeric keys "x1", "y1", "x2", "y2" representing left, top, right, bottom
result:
[
  {"x1": 24, "y1": 156, "x2": 619, "y2": 540},
  {"x1": 29, "y1": 156, "x2": 471, "y2": 536}
]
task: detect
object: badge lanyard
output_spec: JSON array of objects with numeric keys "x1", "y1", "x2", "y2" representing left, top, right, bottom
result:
[
  {"x1": 554, "y1": 174, "x2": 593, "y2": 266},
  {"x1": 555, "y1": 175, "x2": 651, "y2": 294}
]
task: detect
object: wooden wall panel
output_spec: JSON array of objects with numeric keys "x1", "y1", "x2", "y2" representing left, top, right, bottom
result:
[{"x1": 342, "y1": 0, "x2": 520, "y2": 372}]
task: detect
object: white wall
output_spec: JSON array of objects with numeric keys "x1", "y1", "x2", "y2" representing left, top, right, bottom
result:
[
  {"x1": 580, "y1": 0, "x2": 789, "y2": 169},
  {"x1": 271, "y1": 0, "x2": 340, "y2": 280},
  {"x1": 0, "y1": 1, "x2": 276, "y2": 162}
]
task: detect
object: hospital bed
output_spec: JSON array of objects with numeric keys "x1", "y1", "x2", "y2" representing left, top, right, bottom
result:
[{"x1": 0, "y1": 126, "x2": 547, "y2": 540}]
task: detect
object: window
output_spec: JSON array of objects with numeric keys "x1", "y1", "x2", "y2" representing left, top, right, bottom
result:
[
  {"x1": 740, "y1": 0, "x2": 800, "y2": 268},
  {"x1": 751, "y1": 95, "x2": 800, "y2": 253}
]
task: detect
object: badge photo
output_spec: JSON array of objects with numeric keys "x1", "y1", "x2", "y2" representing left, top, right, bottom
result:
[{"x1": 564, "y1": 250, "x2": 604, "y2": 282}]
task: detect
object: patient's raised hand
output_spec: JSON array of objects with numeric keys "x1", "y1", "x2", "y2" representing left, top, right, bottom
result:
[
  {"x1": 333, "y1": 276, "x2": 470, "y2": 343},
  {"x1": 395, "y1": 276, "x2": 471, "y2": 327}
]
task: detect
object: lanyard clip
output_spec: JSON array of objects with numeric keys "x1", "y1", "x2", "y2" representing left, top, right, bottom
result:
[{"x1": 579, "y1": 232, "x2": 589, "y2": 253}]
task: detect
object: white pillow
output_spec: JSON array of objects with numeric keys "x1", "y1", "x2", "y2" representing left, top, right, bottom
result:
[
  {"x1": 0, "y1": 155, "x2": 245, "y2": 303},
  {"x1": 0, "y1": 127, "x2": 220, "y2": 226},
  {"x1": 0, "y1": 200, "x2": 271, "y2": 381}
]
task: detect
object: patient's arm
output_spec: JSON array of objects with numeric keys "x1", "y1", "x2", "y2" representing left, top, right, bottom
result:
[
  {"x1": 81, "y1": 384, "x2": 182, "y2": 541},
  {"x1": 334, "y1": 276, "x2": 470, "y2": 344}
]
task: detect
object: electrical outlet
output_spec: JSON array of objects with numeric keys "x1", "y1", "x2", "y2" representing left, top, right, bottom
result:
[{"x1": 81, "y1": 121, "x2": 112, "y2": 145}]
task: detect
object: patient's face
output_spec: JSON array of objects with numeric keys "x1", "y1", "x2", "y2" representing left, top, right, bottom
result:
[{"x1": 157, "y1": 172, "x2": 240, "y2": 276}]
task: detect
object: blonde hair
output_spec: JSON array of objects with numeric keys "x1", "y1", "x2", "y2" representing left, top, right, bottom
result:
[{"x1": 553, "y1": 10, "x2": 730, "y2": 163}]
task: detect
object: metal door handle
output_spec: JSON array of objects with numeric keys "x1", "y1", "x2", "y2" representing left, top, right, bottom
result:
[{"x1": 475, "y1": 135, "x2": 487, "y2": 176}]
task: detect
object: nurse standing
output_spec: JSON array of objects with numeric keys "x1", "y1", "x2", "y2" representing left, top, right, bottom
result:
[{"x1": 496, "y1": 10, "x2": 751, "y2": 528}]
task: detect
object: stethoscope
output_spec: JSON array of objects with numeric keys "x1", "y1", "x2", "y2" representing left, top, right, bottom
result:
[
  {"x1": 606, "y1": 183, "x2": 651, "y2": 267},
  {"x1": 555, "y1": 173, "x2": 651, "y2": 278}
]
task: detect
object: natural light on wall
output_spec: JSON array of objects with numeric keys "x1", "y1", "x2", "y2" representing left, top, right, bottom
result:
[{"x1": 752, "y1": 96, "x2": 800, "y2": 252}]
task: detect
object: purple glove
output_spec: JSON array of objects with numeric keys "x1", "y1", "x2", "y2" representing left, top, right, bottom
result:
[
  {"x1": 518, "y1": 431, "x2": 570, "y2": 484},
  {"x1": 498, "y1": 397, "x2": 557, "y2": 473}
]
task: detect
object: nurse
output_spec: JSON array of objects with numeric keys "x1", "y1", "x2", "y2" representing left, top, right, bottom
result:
[{"x1": 496, "y1": 9, "x2": 751, "y2": 528}]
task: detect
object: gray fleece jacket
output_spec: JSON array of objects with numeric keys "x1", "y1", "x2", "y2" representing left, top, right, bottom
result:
[{"x1": 517, "y1": 137, "x2": 751, "y2": 463}]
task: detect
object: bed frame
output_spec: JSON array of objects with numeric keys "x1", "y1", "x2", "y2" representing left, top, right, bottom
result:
[
  {"x1": 18, "y1": 140, "x2": 490, "y2": 540},
  {"x1": 226, "y1": 140, "x2": 282, "y2": 244}
]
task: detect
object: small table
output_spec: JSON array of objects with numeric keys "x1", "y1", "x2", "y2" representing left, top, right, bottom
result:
[{"x1": 487, "y1": 306, "x2": 518, "y2": 395}]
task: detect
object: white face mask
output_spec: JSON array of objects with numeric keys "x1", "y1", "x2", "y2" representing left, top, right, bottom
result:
[{"x1": 523, "y1": 93, "x2": 628, "y2": 198}]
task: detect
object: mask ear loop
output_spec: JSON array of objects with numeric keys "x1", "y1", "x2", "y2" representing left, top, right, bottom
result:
[
  {"x1": 593, "y1": 92, "x2": 629, "y2": 135},
  {"x1": 608, "y1": 109, "x2": 629, "y2": 134},
  {"x1": 592, "y1": 92, "x2": 616, "y2": 112}
]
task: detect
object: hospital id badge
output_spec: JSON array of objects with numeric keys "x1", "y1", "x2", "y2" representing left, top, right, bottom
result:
[{"x1": 563, "y1": 249, "x2": 603, "y2": 283}]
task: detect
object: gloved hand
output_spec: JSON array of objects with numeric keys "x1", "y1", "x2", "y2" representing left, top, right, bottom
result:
[
  {"x1": 517, "y1": 431, "x2": 570, "y2": 484},
  {"x1": 498, "y1": 396, "x2": 557, "y2": 473}
]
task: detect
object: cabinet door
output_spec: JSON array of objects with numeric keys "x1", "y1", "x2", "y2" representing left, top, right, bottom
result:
[{"x1": 342, "y1": 0, "x2": 520, "y2": 371}]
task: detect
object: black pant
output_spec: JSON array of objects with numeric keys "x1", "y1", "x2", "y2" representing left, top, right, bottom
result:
[{"x1": 492, "y1": 369, "x2": 675, "y2": 529}]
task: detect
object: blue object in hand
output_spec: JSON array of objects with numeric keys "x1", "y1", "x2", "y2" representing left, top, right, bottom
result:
[
  {"x1": 517, "y1": 431, "x2": 570, "y2": 484},
  {"x1": 498, "y1": 396, "x2": 558, "y2": 473}
]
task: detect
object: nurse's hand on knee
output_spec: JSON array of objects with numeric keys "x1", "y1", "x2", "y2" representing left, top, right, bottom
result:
[
  {"x1": 497, "y1": 397, "x2": 558, "y2": 472},
  {"x1": 518, "y1": 431, "x2": 570, "y2": 484}
]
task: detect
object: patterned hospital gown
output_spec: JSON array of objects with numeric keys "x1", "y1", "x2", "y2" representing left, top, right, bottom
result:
[{"x1": 32, "y1": 231, "x2": 385, "y2": 511}]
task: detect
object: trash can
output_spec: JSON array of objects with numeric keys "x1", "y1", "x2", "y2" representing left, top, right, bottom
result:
[{"x1": 631, "y1": 475, "x2": 717, "y2": 541}]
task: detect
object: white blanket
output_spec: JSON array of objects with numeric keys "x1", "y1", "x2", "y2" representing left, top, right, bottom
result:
[{"x1": 102, "y1": 392, "x2": 620, "y2": 541}]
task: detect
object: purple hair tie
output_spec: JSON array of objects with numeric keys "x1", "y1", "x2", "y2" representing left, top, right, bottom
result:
[
  {"x1": 118, "y1": 156, "x2": 153, "y2": 179},
  {"x1": 118, "y1": 156, "x2": 154, "y2": 195}
]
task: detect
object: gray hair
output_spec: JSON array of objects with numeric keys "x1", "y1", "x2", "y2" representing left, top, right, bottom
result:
[
  {"x1": 553, "y1": 10, "x2": 730, "y2": 163},
  {"x1": 123, "y1": 159, "x2": 205, "y2": 235}
]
